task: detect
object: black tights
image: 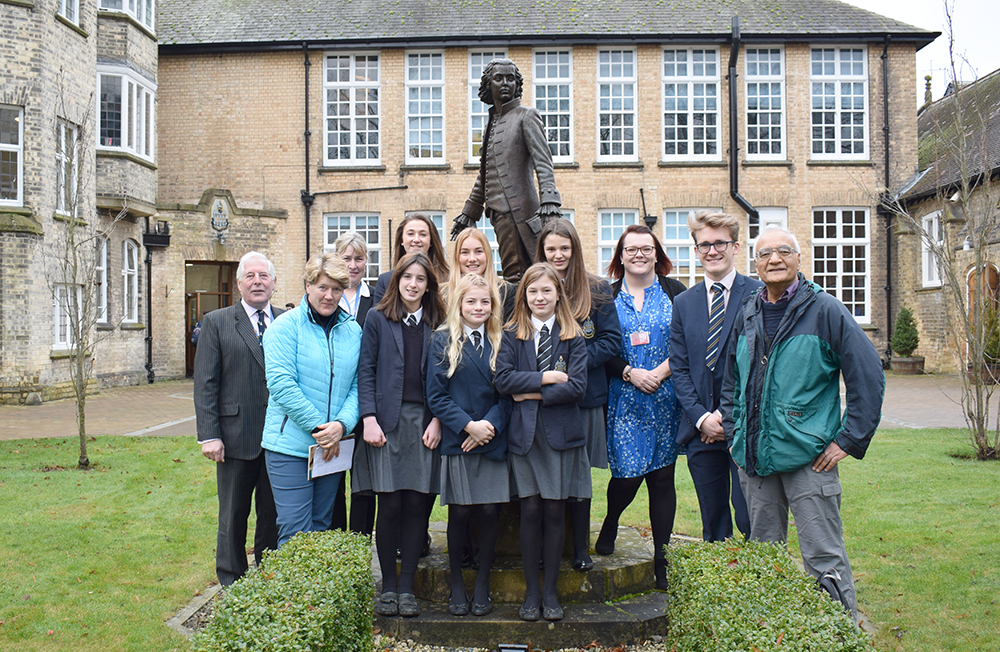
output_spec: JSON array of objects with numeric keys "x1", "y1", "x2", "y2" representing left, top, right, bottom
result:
[
  {"x1": 447, "y1": 503, "x2": 500, "y2": 604},
  {"x1": 375, "y1": 490, "x2": 429, "y2": 594},
  {"x1": 604, "y1": 465, "x2": 676, "y2": 561},
  {"x1": 520, "y1": 495, "x2": 565, "y2": 608}
]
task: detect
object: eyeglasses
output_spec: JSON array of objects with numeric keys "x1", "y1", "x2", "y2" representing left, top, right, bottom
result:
[
  {"x1": 755, "y1": 246, "x2": 798, "y2": 260},
  {"x1": 695, "y1": 240, "x2": 736, "y2": 254},
  {"x1": 623, "y1": 246, "x2": 655, "y2": 257}
]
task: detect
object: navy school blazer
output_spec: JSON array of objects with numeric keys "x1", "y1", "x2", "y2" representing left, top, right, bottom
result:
[
  {"x1": 494, "y1": 323, "x2": 588, "y2": 456},
  {"x1": 425, "y1": 330, "x2": 512, "y2": 461},
  {"x1": 357, "y1": 308, "x2": 433, "y2": 434},
  {"x1": 579, "y1": 279, "x2": 622, "y2": 409}
]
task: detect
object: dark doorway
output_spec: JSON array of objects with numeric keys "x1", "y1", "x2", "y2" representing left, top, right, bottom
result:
[{"x1": 186, "y1": 261, "x2": 237, "y2": 376}]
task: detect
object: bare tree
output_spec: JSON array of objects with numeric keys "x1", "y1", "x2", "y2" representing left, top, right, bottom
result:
[
  {"x1": 883, "y1": 2, "x2": 1000, "y2": 460},
  {"x1": 45, "y1": 82, "x2": 129, "y2": 470}
]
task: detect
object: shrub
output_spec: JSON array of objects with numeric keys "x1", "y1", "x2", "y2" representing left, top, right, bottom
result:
[
  {"x1": 890, "y1": 306, "x2": 920, "y2": 358},
  {"x1": 192, "y1": 530, "x2": 374, "y2": 652},
  {"x1": 666, "y1": 540, "x2": 875, "y2": 652}
]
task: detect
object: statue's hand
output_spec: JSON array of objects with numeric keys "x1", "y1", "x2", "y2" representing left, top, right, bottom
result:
[
  {"x1": 538, "y1": 203, "x2": 562, "y2": 221},
  {"x1": 450, "y1": 213, "x2": 477, "y2": 240}
]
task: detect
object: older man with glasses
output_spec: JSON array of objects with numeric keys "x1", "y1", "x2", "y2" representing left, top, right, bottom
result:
[{"x1": 720, "y1": 226, "x2": 884, "y2": 622}]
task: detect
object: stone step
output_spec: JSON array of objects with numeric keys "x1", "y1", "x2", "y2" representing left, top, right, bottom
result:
[{"x1": 375, "y1": 590, "x2": 669, "y2": 649}]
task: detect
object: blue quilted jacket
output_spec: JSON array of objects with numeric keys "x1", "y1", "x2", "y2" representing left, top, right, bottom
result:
[{"x1": 261, "y1": 299, "x2": 363, "y2": 459}]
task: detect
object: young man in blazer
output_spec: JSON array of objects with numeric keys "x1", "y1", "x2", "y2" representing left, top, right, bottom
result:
[
  {"x1": 194, "y1": 251, "x2": 282, "y2": 586},
  {"x1": 669, "y1": 212, "x2": 761, "y2": 542}
]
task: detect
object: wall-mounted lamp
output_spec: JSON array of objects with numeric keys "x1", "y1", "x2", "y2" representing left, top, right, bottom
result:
[{"x1": 963, "y1": 237, "x2": 971, "y2": 251}]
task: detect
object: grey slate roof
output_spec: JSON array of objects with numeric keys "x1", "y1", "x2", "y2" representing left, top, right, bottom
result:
[
  {"x1": 158, "y1": 0, "x2": 936, "y2": 51},
  {"x1": 904, "y1": 67, "x2": 1000, "y2": 201}
]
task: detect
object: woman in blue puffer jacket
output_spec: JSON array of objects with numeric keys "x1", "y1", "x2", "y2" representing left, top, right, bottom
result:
[{"x1": 262, "y1": 252, "x2": 363, "y2": 546}]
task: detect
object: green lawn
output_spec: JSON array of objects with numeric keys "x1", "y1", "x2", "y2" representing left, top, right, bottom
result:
[{"x1": 0, "y1": 430, "x2": 996, "y2": 651}]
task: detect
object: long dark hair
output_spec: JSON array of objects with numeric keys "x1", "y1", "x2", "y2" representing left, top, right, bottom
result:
[
  {"x1": 392, "y1": 213, "x2": 449, "y2": 281},
  {"x1": 606, "y1": 224, "x2": 673, "y2": 280},
  {"x1": 377, "y1": 252, "x2": 445, "y2": 327}
]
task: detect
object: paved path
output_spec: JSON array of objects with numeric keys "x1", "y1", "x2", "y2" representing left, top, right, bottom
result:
[{"x1": 0, "y1": 373, "x2": 973, "y2": 441}]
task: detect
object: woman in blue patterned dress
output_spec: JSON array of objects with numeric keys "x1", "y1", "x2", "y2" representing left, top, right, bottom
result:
[{"x1": 597, "y1": 224, "x2": 686, "y2": 590}]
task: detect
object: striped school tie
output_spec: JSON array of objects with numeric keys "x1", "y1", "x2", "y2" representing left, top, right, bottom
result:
[
  {"x1": 471, "y1": 330, "x2": 483, "y2": 357},
  {"x1": 537, "y1": 324, "x2": 552, "y2": 371},
  {"x1": 705, "y1": 283, "x2": 726, "y2": 371}
]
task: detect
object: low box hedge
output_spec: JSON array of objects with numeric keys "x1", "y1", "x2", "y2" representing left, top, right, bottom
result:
[
  {"x1": 193, "y1": 530, "x2": 374, "y2": 652},
  {"x1": 666, "y1": 540, "x2": 875, "y2": 652}
]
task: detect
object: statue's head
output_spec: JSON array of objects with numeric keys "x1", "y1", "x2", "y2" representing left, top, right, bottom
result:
[{"x1": 478, "y1": 58, "x2": 523, "y2": 106}]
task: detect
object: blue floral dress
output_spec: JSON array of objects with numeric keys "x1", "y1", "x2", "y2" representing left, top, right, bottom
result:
[{"x1": 606, "y1": 281, "x2": 682, "y2": 478}]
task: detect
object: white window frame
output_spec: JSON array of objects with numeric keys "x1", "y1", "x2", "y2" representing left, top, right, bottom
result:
[
  {"x1": 663, "y1": 208, "x2": 722, "y2": 287},
  {"x1": 95, "y1": 237, "x2": 108, "y2": 323},
  {"x1": 598, "y1": 209, "x2": 639, "y2": 276},
  {"x1": 122, "y1": 240, "x2": 139, "y2": 323},
  {"x1": 409, "y1": 210, "x2": 448, "y2": 248},
  {"x1": 58, "y1": 0, "x2": 80, "y2": 25},
  {"x1": 322, "y1": 52, "x2": 380, "y2": 166},
  {"x1": 745, "y1": 47, "x2": 786, "y2": 161},
  {"x1": 468, "y1": 50, "x2": 507, "y2": 163},
  {"x1": 0, "y1": 105, "x2": 23, "y2": 207},
  {"x1": 99, "y1": 0, "x2": 155, "y2": 32},
  {"x1": 405, "y1": 51, "x2": 445, "y2": 164},
  {"x1": 323, "y1": 213, "x2": 382, "y2": 283},
  {"x1": 56, "y1": 120, "x2": 79, "y2": 216},
  {"x1": 53, "y1": 284, "x2": 82, "y2": 350},
  {"x1": 810, "y1": 46, "x2": 868, "y2": 160},
  {"x1": 533, "y1": 49, "x2": 574, "y2": 163},
  {"x1": 812, "y1": 207, "x2": 871, "y2": 323},
  {"x1": 597, "y1": 48, "x2": 637, "y2": 162},
  {"x1": 922, "y1": 210, "x2": 943, "y2": 288},
  {"x1": 747, "y1": 208, "x2": 788, "y2": 278},
  {"x1": 661, "y1": 47, "x2": 721, "y2": 161},
  {"x1": 97, "y1": 66, "x2": 156, "y2": 162}
]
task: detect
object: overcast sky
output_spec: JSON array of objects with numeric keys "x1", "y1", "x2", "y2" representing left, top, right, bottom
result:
[{"x1": 841, "y1": 0, "x2": 1000, "y2": 106}]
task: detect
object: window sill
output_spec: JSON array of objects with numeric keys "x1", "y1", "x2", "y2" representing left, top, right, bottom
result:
[
  {"x1": 96, "y1": 322, "x2": 115, "y2": 331},
  {"x1": 53, "y1": 213, "x2": 88, "y2": 226},
  {"x1": 806, "y1": 159, "x2": 873, "y2": 167},
  {"x1": 0, "y1": 209, "x2": 43, "y2": 235},
  {"x1": 593, "y1": 161, "x2": 643, "y2": 169},
  {"x1": 399, "y1": 164, "x2": 451, "y2": 172},
  {"x1": 51, "y1": 348, "x2": 92, "y2": 360},
  {"x1": 658, "y1": 160, "x2": 726, "y2": 168},
  {"x1": 917, "y1": 284, "x2": 943, "y2": 293},
  {"x1": 55, "y1": 12, "x2": 89, "y2": 37},
  {"x1": 860, "y1": 324, "x2": 878, "y2": 332},
  {"x1": 120, "y1": 322, "x2": 145, "y2": 331},
  {"x1": 1, "y1": 0, "x2": 35, "y2": 8},
  {"x1": 742, "y1": 160, "x2": 793, "y2": 167},
  {"x1": 97, "y1": 150, "x2": 158, "y2": 170},
  {"x1": 318, "y1": 165, "x2": 386, "y2": 174},
  {"x1": 553, "y1": 162, "x2": 580, "y2": 170},
  {"x1": 97, "y1": 8, "x2": 156, "y2": 41}
]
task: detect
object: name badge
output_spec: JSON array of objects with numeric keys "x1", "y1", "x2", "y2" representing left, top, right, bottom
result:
[{"x1": 630, "y1": 331, "x2": 650, "y2": 346}]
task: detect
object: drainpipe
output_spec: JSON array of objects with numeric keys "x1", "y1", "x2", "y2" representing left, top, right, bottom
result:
[
  {"x1": 302, "y1": 41, "x2": 313, "y2": 261},
  {"x1": 143, "y1": 216, "x2": 155, "y2": 383},
  {"x1": 878, "y1": 36, "x2": 893, "y2": 365},
  {"x1": 727, "y1": 16, "x2": 758, "y2": 222}
]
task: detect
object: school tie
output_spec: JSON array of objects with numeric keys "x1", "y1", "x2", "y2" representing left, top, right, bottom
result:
[
  {"x1": 471, "y1": 330, "x2": 483, "y2": 357},
  {"x1": 537, "y1": 324, "x2": 552, "y2": 372},
  {"x1": 705, "y1": 282, "x2": 726, "y2": 371},
  {"x1": 405, "y1": 314, "x2": 417, "y2": 328},
  {"x1": 256, "y1": 309, "x2": 267, "y2": 345}
]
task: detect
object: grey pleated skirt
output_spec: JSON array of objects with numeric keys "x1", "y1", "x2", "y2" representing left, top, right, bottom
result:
[
  {"x1": 509, "y1": 417, "x2": 592, "y2": 501},
  {"x1": 350, "y1": 436, "x2": 374, "y2": 495},
  {"x1": 367, "y1": 402, "x2": 441, "y2": 494},
  {"x1": 581, "y1": 406, "x2": 609, "y2": 469},
  {"x1": 439, "y1": 453, "x2": 510, "y2": 506}
]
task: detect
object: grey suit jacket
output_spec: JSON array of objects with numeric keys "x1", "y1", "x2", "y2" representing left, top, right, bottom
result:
[
  {"x1": 462, "y1": 97, "x2": 561, "y2": 226},
  {"x1": 194, "y1": 302, "x2": 283, "y2": 460}
]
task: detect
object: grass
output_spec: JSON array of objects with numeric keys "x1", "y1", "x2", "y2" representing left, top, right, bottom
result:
[{"x1": 0, "y1": 429, "x2": 997, "y2": 651}]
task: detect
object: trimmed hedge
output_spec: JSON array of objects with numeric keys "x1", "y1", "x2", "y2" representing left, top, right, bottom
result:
[
  {"x1": 666, "y1": 540, "x2": 875, "y2": 652},
  {"x1": 193, "y1": 530, "x2": 374, "y2": 652}
]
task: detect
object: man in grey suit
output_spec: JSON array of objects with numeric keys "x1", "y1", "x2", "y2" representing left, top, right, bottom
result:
[
  {"x1": 195, "y1": 251, "x2": 281, "y2": 586},
  {"x1": 452, "y1": 58, "x2": 561, "y2": 282}
]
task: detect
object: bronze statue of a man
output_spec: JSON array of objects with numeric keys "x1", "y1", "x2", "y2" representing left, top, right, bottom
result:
[{"x1": 451, "y1": 59, "x2": 561, "y2": 282}]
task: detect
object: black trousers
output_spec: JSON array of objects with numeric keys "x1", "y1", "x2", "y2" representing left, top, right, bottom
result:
[{"x1": 216, "y1": 452, "x2": 278, "y2": 586}]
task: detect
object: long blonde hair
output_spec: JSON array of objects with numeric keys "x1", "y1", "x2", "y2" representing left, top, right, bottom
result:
[
  {"x1": 508, "y1": 263, "x2": 583, "y2": 341},
  {"x1": 440, "y1": 274, "x2": 502, "y2": 377},
  {"x1": 447, "y1": 228, "x2": 503, "y2": 298}
]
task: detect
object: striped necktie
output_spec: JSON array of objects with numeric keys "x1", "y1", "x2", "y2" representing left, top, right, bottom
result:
[
  {"x1": 705, "y1": 283, "x2": 726, "y2": 371},
  {"x1": 471, "y1": 330, "x2": 483, "y2": 357},
  {"x1": 256, "y1": 309, "x2": 267, "y2": 345},
  {"x1": 536, "y1": 324, "x2": 552, "y2": 371},
  {"x1": 405, "y1": 314, "x2": 417, "y2": 328}
]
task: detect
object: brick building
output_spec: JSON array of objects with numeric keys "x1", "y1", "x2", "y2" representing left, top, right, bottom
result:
[
  {"x1": 893, "y1": 68, "x2": 1000, "y2": 373},
  {"x1": 0, "y1": 0, "x2": 158, "y2": 403}
]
